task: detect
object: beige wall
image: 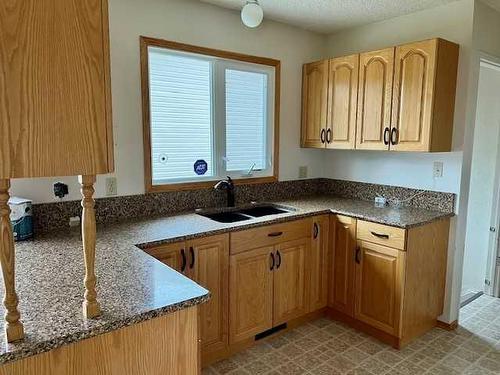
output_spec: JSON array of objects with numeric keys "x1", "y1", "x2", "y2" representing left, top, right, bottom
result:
[{"x1": 11, "y1": 0, "x2": 326, "y2": 203}]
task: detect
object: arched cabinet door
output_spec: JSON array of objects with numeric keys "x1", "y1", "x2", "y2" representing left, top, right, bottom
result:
[
  {"x1": 355, "y1": 48, "x2": 394, "y2": 150},
  {"x1": 327, "y1": 55, "x2": 359, "y2": 149},
  {"x1": 301, "y1": 60, "x2": 329, "y2": 148},
  {"x1": 390, "y1": 40, "x2": 437, "y2": 152}
]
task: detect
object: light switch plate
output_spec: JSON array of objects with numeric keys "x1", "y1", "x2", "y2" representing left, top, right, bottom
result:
[
  {"x1": 105, "y1": 177, "x2": 118, "y2": 196},
  {"x1": 299, "y1": 166, "x2": 308, "y2": 179},
  {"x1": 433, "y1": 162, "x2": 444, "y2": 178}
]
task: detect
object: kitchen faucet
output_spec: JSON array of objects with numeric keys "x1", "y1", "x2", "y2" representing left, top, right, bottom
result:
[{"x1": 214, "y1": 176, "x2": 235, "y2": 207}]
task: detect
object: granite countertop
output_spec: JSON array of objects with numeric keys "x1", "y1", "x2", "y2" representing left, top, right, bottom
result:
[{"x1": 0, "y1": 195, "x2": 453, "y2": 364}]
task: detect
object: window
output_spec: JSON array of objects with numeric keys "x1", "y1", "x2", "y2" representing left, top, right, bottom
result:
[{"x1": 141, "y1": 37, "x2": 280, "y2": 191}]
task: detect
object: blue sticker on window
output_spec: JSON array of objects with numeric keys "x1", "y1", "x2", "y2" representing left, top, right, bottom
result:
[{"x1": 194, "y1": 160, "x2": 208, "y2": 175}]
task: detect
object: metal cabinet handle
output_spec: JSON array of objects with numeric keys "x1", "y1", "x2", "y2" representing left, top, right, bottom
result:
[
  {"x1": 383, "y1": 127, "x2": 390, "y2": 145},
  {"x1": 276, "y1": 251, "x2": 282, "y2": 269},
  {"x1": 180, "y1": 249, "x2": 187, "y2": 272},
  {"x1": 355, "y1": 247, "x2": 361, "y2": 264},
  {"x1": 313, "y1": 223, "x2": 319, "y2": 239},
  {"x1": 189, "y1": 247, "x2": 195, "y2": 269},
  {"x1": 326, "y1": 128, "x2": 332, "y2": 144},
  {"x1": 390, "y1": 128, "x2": 398, "y2": 145},
  {"x1": 268, "y1": 231, "x2": 283, "y2": 237},
  {"x1": 320, "y1": 129, "x2": 326, "y2": 143},
  {"x1": 370, "y1": 231, "x2": 389, "y2": 239},
  {"x1": 270, "y1": 252, "x2": 275, "y2": 271}
]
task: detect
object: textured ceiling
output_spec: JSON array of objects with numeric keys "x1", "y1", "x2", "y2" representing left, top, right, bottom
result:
[{"x1": 200, "y1": 0, "x2": 460, "y2": 34}]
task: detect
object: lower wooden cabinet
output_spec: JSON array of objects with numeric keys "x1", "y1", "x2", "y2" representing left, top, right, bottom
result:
[
  {"x1": 329, "y1": 215, "x2": 356, "y2": 316},
  {"x1": 329, "y1": 218, "x2": 450, "y2": 348},
  {"x1": 274, "y1": 238, "x2": 309, "y2": 325},
  {"x1": 229, "y1": 219, "x2": 313, "y2": 344},
  {"x1": 354, "y1": 241, "x2": 405, "y2": 336},
  {"x1": 229, "y1": 246, "x2": 274, "y2": 343},
  {"x1": 309, "y1": 215, "x2": 330, "y2": 312},
  {"x1": 145, "y1": 242, "x2": 186, "y2": 274},
  {"x1": 145, "y1": 235, "x2": 229, "y2": 359},
  {"x1": 188, "y1": 235, "x2": 229, "y2": 355}
]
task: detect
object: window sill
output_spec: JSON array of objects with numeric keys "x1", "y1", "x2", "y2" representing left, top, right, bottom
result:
[{"x1": 146, "y1": 175, "x2": 278, "y2": 193}]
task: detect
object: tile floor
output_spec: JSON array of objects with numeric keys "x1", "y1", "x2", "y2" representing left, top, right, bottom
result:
[{"x1": 203, "y1": 295, "x2": 500, "y2": 374}]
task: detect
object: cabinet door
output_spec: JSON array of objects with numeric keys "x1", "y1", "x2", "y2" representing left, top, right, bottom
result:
[
  {"x1": 274, "y1": 238, "x2": 309, "y2": 325},
  {"x1": 145, "y1": 242, "x2": 185, "y2": 274},
  {"x1": 309, "y1": 216, "x2": 330, "y2": 312},
  {"x1": 329, "y1": 215, "x2": 356, "y2": 317},
  {"x1": 356, "y1": 48, "x2": 394, "y2": 150},
  {"x1": 390, "y1": 40, "x2": 438, "y2": 152},
  {"x1": 188, "y1": 235, "x2": 229, "y2": 354},
  {"x1": 326, "y1": 55, "x2": 359, "y2": 149},
  {"x1": 354, "y1": 241, "x2": 405, "y2": 336},
  {"x1": 229, "y1": 247, "x2": 274, "y2": 343},
  {"x1": 301, "y1": 60, "x2": 329, "y2": 148},
  {"x1": 0, "y1": 0, "x2": 113, "y2": 178}
]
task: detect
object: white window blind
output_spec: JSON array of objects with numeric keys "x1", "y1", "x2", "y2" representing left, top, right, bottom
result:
[
  {"x1": 146, "y1": 45, "x2": 275, "y2": 186},
  {"x1": 148, "y1": 47, "x2": 213, "y2": 184},
  {"x1": 225, "y1": 69, "x2": 268, "y2": 172}
]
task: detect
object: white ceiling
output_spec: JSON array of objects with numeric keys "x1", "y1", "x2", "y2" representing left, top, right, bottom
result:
[{"x1": 200, "y1": 0, "x2": 460, "y2": 34}]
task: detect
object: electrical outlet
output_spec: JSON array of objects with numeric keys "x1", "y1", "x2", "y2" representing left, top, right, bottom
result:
[
  {"x1": 299, "y1": 166, "x2": 308, "y2": 179},
  {"x1": 105, "y1": 177, "x2": 118, "y2": 196},
  {"x1": 433, "y1": 162, "x2": 444, "y2": 178}
]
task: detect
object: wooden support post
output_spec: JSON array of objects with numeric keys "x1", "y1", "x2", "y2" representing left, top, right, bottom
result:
[
  {"x1": 0, "y1": 179, "x2": 24, "y2": 342},
  {"x1": 79, "y1": 175, "x2": 101, "y2": 319}
]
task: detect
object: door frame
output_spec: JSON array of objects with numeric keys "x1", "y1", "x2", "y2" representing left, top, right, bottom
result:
[{"x1": 479, "y1": 52, "x2": 500, "y2": 297}]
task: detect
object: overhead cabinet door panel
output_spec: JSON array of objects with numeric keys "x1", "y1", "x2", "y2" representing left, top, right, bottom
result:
[
  {"x1": 301, "y1": 61, "x2": 329, "y2": 148},
  {"x1": 0, "y1": 0, "x2": 113, "y2": 178},
  {"x1": 356, "y1": 48, "x2": 394, "y2": 150},
  {"x1": 327, "y1": 55, "x2": 359, "y2": 149},
  {"x1": 391, "y1": 40, "x2": 437, "y2": 151}
]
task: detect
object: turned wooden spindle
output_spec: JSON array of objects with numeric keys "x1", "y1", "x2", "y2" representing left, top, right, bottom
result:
[
  {"x1": 79, "y1": 175, "x2": 101, "y2": 319},
  {"x1": 0, "y1": 179, "x2": 24, "y2": 342}
]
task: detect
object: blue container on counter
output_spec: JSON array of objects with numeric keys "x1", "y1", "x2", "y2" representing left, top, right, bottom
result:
[{"x1": 9, "y1": 197, "x2": 33, "y2": 241}]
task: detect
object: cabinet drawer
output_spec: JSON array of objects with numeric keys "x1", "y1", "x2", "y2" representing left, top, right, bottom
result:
[
  {"x1": 356, "y1": 221, "x2": 406, "y2": 250},
  {"x1": 230, "y1": 219, "x2": 311, "y2": 255}
]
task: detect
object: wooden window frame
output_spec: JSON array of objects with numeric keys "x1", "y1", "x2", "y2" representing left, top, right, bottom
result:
[{"x1": 140, "y1": 36, "x2": 281, "y2": 193}]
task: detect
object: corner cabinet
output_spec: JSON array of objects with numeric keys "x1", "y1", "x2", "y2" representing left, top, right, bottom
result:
[
  {"x1": 145, "y1": 234, "x2": 230, "y2": 363},
  {"x1": 301, "y1": 38, "x2": 459, "y2": 152}
]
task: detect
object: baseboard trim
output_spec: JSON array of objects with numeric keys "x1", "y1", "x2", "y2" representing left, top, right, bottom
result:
[{"x1": 436, "y1": 320, "x2": 458, "y2": 331}]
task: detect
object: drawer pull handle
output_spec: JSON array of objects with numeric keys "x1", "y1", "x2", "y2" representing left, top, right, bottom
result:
[
  {"x1": 268, "y1": 231, "x2": 283, "y2": 237},
  {"x1": 371, "y1": 231, "x2": 389, "y2": 239}
]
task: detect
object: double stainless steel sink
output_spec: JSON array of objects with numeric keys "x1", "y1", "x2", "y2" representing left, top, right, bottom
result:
[{"x1": 197, "y1": 204, "x2": 294, "y2": 223}]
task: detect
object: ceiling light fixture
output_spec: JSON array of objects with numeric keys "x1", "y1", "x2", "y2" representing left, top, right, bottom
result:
[{"x1": 241, "y1": 0, "x2": 264, "y2": 28}]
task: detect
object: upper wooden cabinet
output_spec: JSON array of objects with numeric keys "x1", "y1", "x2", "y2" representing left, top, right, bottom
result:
[
  {"x1": 356, "y1": 48, "x2": 395, "y2": 150},
  {"x1": 301, "y1": 38, "x2": 459, "y2": 152},
  {"x1": 391, "y1": 39, "x2": 458, "y2": 151},
  {"x1": 0, "y1": 0, "x2": 114, "y2": 178},
  {"x1": 327, "y1": 55, "x2": 359, "y2": 149},
  {"x1": 301, "y1": 60, "x2": 329, "y2": 148}
]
